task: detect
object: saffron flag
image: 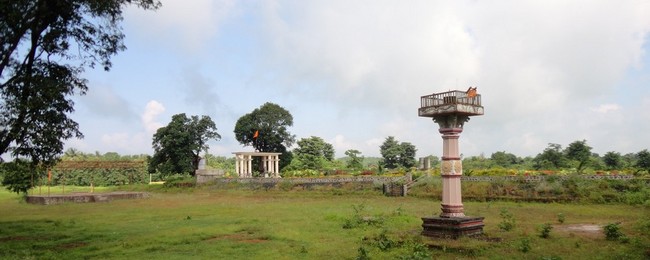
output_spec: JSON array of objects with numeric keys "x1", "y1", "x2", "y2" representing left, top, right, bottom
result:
[
  {"x1": 48, "y1": 169, "x2": 52, "y2": 182},
  {"x1": 466, "y1": 87, "x2": 477, "y2": 98},
  {"x1": 253, "y1": 130, "x2": 259, "y2": 139}
]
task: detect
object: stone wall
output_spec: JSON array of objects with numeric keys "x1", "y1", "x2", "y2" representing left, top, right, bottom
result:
[
  {"x1": 195, "y1": 169, "x2": 226, "y2": 184},
  {"x1": 461, "y1": 174, "x2": 634, "y2": 182},
  {"x1": 26, "y1": 192, "x2": 148, "y2": 205},
  {"x1": 197, "y1": 175, "x2": 402, "y2": 186}
]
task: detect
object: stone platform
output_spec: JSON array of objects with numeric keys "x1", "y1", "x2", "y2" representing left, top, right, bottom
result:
[
  {"x1": 421, "y1": 216, "x2": 484, "y2": 239},
  {"x1": 26, "y1": 192, "x2": 148, "y2": 205}
]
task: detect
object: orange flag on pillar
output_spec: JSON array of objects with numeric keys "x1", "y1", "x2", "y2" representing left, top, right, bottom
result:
[
  {"x1": 253, "y1": 130, "x2": 259, "y2": 139},
  {"x1": 466, "y1": 87, "x2": 477, "y2": 98}
]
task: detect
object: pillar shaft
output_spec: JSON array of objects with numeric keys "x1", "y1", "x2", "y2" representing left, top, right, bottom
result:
[
  {"x1": 433, "y1": 114, "x2": 469, "y2": 218},
  {"x1": 439, "y1": 127, "x2": 464, "y2": 217}
]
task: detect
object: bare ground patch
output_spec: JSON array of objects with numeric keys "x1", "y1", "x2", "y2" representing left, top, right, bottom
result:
[{"x1": 554, "y1": 224, "x2": 602, "y2": 238}]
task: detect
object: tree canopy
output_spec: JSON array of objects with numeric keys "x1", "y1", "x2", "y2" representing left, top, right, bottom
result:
[
  {"x1": 234, "y1": 102, "x2": 295, "y2": 170},
  {"x1": 564, "y1": 140, "x2": 592, "y2": 173},
  {"x1": 379, "y1": 136, "x2": 417, "y2": 169},
  {"x1": 345, "y1": 149, "x2": 364, "y2": 170},
  {"x1": 533, "y1": 143, "x2": 566, "y2": 170},
  {"x1": 292, "y1": 136, "x2": 335, "y2": 170},
  {"x1": 636, "y1": 149, "x2": 650, "y2": 174},
  {"x1": 0, "y1": 0, "x2": 160, "y2": 166},
  {"x1": 149, "y1": 114, "x2": 220, "y2": 176}
]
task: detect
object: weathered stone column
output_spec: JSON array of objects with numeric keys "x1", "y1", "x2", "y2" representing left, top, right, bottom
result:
[
  {"x1": 246, "y1": 155, "x2": 252, "y2": 177},
  {"x1": 274, "y1": 155, "x2": 280, "y2": 177},
  {"x1": 235, "y1": 154, "x2": 242, "y2": 177},
  {"x1": 434, "y1": 115, "x2": 469, "y2": 217}
]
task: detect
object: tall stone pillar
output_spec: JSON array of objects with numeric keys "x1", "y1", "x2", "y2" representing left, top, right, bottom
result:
[
  {"x1": 418, "y1": 89, "x2": 484, "y2": 238},
  {"x1": 435, "y1": 115, "x2": 468, "y2": 217}
]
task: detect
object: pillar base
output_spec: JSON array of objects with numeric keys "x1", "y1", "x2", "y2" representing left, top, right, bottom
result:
[
  {"x1": 421, "y1": 216, "x2": 484, "y2": 239},
  {"x1": 440, "y1": 204, "x2": 465, "y2": 217}
]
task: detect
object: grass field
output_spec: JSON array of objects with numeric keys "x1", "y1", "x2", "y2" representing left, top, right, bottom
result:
[{"x1": 1, "y1": 185, "x2": 649, "y2": 259}]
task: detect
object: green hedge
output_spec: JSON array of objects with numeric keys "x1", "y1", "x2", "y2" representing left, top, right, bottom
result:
[{"x1": 46, "y1": 168, "x2": 149, "y2": 186}]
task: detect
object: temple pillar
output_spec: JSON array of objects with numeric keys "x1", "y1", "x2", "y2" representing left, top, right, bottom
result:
[
  {"x1": 247, "y1": 155, "x2": 252, "y2": 177},
  {"x1": 274, "y1": 155, "x2": 280, "y2": 177},
  {"x1": 439, "y1": 127, "x2": 464, "y2": 217},
  {"x1": 434, "y1": 115, "x2": 469, "y2": 217}
]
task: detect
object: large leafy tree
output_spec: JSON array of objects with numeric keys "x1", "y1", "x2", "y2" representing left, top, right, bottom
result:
[
  {"x1": 0, "y1": 0, "x2": 159, "y2": 193},
  {"x1": 602, "y1": 151, "x2": 623, "y2": 170},
  {"x1": 564, "y1": 140, "x2": 592, "y2": 173},
  {"x1": 490, "y1": 151, "x2": 519, "y2": 168},
  {"x1": 635, "y1": 149, "x2": 650, "y2": 174},
  {"x1": 294, "y1": 136, "x2": 334, "y2": 161},
  {"x1": 293, "y1": 136, "x2": 335, "y2": 170},
  {"x1": 149, "y1": 114, "x2": 220, "y2": 176},
  {"x1": 1, "y1": 0, "x2": 160, "y2": 165},
  {"x1": 379, "y1": 136, "x2": 417, "y2": 169},
  {"x1": 234, "y1": 102, "x2": 295, "y2": 170},
  {"x1": 533, "y1": 143, "x2": 566, "y2": 170}
]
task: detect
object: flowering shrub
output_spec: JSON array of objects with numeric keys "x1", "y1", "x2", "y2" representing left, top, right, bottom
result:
[{"x1": 281, "y1": 169, "x2": 322, "y2": 178}]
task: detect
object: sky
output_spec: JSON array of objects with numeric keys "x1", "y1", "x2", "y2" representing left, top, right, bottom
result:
[{"x1": 64, "y1": 0, "x2": 650, "y2": 159}]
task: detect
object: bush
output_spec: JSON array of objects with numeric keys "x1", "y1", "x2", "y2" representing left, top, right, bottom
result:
[
  {"x1": 538, "y1": 223, "x2": 553, "y2": 238},
  {"x1": 518, "y1": 237, "x2": 532, "y2": 253},
  {"x1": 498, "y1": 208, "x2": 516, "y2": 231},
  {"x1": 604, "y1": 222, "x2": 625, "y2": 241},
  {"x1": 163, "y1": 174, "x2": 195, "y2": 188},
  {"x1": 0, "y1": 160, "x2": 36, "y2": 194}
]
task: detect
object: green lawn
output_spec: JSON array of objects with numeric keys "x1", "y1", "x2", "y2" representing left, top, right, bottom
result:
[{"x1": 1, "y1": 185, "x2": 648, "y2": 259}]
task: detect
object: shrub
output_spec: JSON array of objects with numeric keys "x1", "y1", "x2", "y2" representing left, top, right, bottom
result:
[
  {"x1": 538, "y1": 223, "x2": 553, "y2": 238},
  {"x1": 373, "y1": 230, "x2": 395, "y2": 251},
  {"x1": 399, "y1": 241, "x2": 432, "y2": 260},
  {"x1": 0, "y1": 160, "x2": 36, "y2": 194},
  {"x1": 604, "y1": 222, "x2": 625, "y2": 241},
  {"x1": 356, "y1": 246, "x2": 370, "y2": 260},
  {"x1": 518, "y1": 237, "x2": 531, "y2": 253},
  {"x1": 557, "y1": 213, "x2": 565, "y2": 224},
  {"x1": 498, "y1": 208, "x2": 516, "y2": 231},
  {"x1": 163, "y1": 174, "x2": 195, "y2": 188}
]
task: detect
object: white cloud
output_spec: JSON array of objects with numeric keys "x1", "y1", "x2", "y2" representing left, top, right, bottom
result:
[
  {"x1": 591, "y1": 104, "x2": 621, "y2": 113},
  {"x1": 331, "y1": 134, "x2": 354, "y2": 155},
  {"x1": 125, "y1": 0, "x2": 236, "y2": 51},
  {"x1": 69, "y1": 1, "x2": 650, "y2": 159},
  {"x1": 100, "y1": 132, "x2": 149, "y2": 153},
  {"x1": 256, "y1": 1, "x2": 479, "y2": 114},
  {"x1": 142, "y1": 100, "x2": 166, "y2": 134}
]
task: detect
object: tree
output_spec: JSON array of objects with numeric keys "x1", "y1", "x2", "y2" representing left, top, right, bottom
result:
[
  {"x1": 294, "y1": 136, "x2": 334, "y2": 161},
  {"x1": 1, "y1": 0, "x2": 160, "y2": 166},
  {"x1": 293, "y1": 136, "x2": 335, "y2": 170},
  {"x1": 379, "y1": 136, "x2": 417, "y2": 169},
  {"x1": 149, "y1": 114, "x2": 220, "y2": 177},
  {"x1": 635, "y1": 149, "x2": 650, "y2": 174},
  {"x1": 233, "y1": 102, "x2": 295, "y2": 170},
  {"x1": 533, "y1": 143, "x2": 566, "y2": 170},
  {"x1": 490, "y1": 151, "x2": 519, "y2": 168},
  {"x1": 0, "y1": 159, "x2": 40, "y2": 194},
  {"x1": 345, "y1": 149, "x2": 364, "y2": 170},
  {"x1": 564, "y1": 140, "x2": 592, "y2": 173},
  {"x1": 602, "y1": 151, "x2": 622, "y2": 170}
]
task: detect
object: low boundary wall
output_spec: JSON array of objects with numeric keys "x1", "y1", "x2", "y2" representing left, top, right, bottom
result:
[
  {"x1": 26, "y1": 192, "x2": 148, "y2": 205},
  {"x1": 461, "y1": 174, "x2": 635, "y2": 182},
  {"x1": 198, "y1": 176, "x2": 404, "y2": 186}
]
